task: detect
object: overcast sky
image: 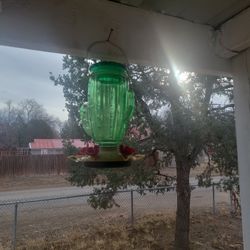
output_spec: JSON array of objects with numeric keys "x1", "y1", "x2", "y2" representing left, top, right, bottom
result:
[{"x1": 0, "y1": 45, "x2": 68, "y2": 121}]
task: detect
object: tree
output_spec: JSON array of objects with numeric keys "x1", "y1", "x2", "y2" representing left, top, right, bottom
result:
[
  {"x1": 197, "y1": 106, "x2": 239, "y2": 212},
  {"x1": 60, "y1": 115, "x2": 85, "y2": 139},
  {"x1": 19, "y1": 99, "x2": 46, "y2": 123},
  {"x1": 0, "y1": 99, "x2": 61, "y2": 147},
  {"x1": 20, "y1": 119, "x2": 57, "y2": 146},
  {"x1": 51, "y1": 55, "x2": 236, "y2": 250},
  {"x1": 0, "y1": 100, "x2": 20, "y2": 147},
  {"x1": 18, "y1": 99, "x2": 62, "y2": 134}
]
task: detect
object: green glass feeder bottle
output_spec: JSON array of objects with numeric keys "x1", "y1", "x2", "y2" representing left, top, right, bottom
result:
[{"x1": 80, "y1": 61, "x2": 135, "y2": 167}]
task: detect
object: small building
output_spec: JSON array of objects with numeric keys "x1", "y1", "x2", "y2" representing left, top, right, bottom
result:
[{"x1": 29, "y1": 139, "x2": 88, "y2": 155}]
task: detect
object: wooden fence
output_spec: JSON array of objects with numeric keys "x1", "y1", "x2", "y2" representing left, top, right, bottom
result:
[
  {"x1": 0, "y1": 148, "x2": 30, "y2": 156},
  {"x1": 0, "y1": 155, "x2": 69, "y2": 178}
]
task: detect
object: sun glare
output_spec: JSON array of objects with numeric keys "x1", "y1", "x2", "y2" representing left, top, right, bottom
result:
[{"x1": 177, "y1": 72, "x2": 189, "y2": 83}]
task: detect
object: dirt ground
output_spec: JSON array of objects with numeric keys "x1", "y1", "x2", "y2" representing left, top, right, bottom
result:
[
  {"x1": 0, "y1": 165, "x2": 208, "y2": 192},
  {"x1": 4, "y1": 208, "x2": 242, "y2": 250}
]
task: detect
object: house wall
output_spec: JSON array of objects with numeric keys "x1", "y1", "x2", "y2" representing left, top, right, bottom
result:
[{"x1": 30, "y1": 148, "x2": 63, "y2": 155}]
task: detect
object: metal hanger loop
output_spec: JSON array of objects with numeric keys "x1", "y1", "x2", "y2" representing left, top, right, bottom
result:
[{"x1": 86, "y1": 28, "x2": 129, "y2": 65}]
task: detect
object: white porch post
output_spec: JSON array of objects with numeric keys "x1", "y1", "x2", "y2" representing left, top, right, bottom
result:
[{"x1": 232, "y1": 49, "x2": 250, "y2": 250}]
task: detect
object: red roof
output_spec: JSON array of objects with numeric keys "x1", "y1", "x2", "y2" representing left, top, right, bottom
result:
[{"x1": 29, "y1": 139, "x2": 94, "y2": 149}]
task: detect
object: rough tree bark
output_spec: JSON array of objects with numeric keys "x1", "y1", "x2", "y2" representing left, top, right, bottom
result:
[{"x1": 175, "y1": 156, "x2": 191, "y2": 250}]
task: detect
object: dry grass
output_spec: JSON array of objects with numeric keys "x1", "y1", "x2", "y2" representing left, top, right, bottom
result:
[
  {"x1": 17, "y1": 208, "x2": 242, "y2": 250},
  {"x1": 0, "y1": 175, "x2": 70, "y2": 192}
]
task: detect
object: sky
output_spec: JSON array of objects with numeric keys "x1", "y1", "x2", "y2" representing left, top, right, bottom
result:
[{"x1": 0, "y1": 45, "x2": 68, "y2": 121}]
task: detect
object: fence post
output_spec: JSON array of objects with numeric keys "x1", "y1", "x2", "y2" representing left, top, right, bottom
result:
[
  {"x1": 212, "y1": 183, "x2": 216, "y2": 215},
  {"x1": 12, "y1": 202, "x2": 18, "y2": 250},
  {"x1": 130, "y1": 190, "x2": 134, "y2": 225},
  {"x1": 229, "y1": 190, "x2": 234, "y2": 213}
]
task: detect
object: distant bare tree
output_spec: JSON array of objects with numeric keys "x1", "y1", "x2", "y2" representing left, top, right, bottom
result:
[{"x1": 0, "y1": 99, "x2": 61, "y2": 147}]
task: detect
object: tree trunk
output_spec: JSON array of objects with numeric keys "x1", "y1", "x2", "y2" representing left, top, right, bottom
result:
[{"x1": 175, "y1": 157, "x2": 191, "y2": 250}]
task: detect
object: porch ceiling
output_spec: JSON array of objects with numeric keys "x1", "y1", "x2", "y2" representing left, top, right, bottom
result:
[
  {"x1": 106, "y1": 0, "x2": 250, "y2": 27},
  {"x1": 0, "y1": 0, "x2": 249, "y2": 74}
]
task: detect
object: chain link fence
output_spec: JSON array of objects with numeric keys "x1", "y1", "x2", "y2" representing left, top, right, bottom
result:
[{"x1": 0, "y1": 184, "x2": 232, "y2": 249}]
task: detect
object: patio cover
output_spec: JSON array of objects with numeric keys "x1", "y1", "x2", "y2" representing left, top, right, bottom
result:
[{"x1": 0, "y1": 0, "x2": 249, "y2": 74}]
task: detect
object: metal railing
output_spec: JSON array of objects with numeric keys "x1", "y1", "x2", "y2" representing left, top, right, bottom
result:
[{"x1": 0, "y1": 184, "x2": 232, "y2": 250}]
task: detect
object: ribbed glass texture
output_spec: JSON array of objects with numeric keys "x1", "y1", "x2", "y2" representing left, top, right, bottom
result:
[{"x1": 80, "y1": 62, "x2": 134, "y2": 147}]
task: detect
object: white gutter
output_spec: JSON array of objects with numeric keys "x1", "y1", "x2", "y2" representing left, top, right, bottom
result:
[{"x1": 215, "y1": 8, "x2": 250, "y2": 58}]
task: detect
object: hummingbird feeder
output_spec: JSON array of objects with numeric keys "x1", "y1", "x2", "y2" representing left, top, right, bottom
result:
[{"x1": 69, "y1": 30, "x2": 144, "y2": 168}]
